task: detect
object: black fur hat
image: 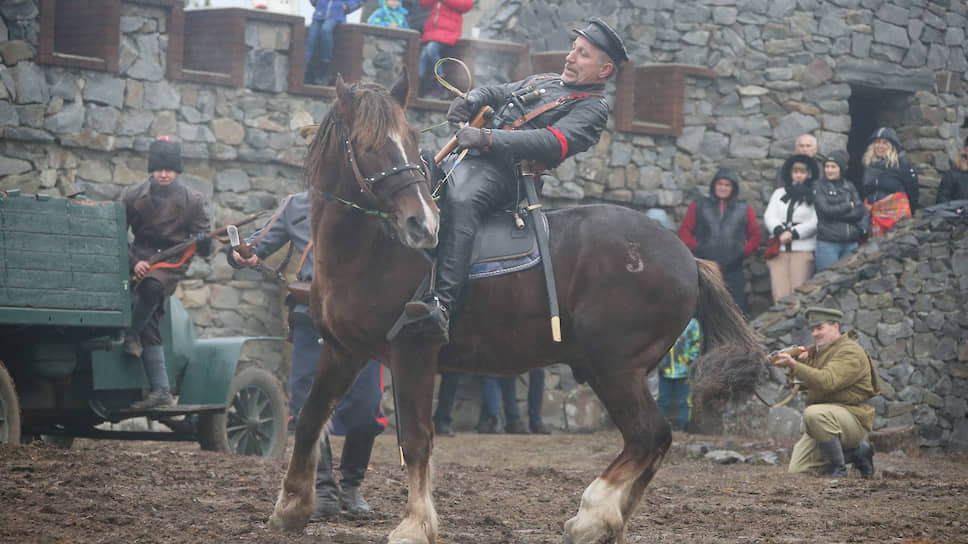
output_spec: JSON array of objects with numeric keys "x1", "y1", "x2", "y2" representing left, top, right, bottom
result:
[{"x1": 148, "y1": 137, "x2": 183, "y2": 173}]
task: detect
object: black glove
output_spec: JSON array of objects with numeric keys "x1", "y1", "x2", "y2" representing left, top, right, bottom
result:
[
  {"x1": 447, "y1": 96, "x2": 474, "y2": 124},
  {"x1": 193, "y1": 232, "x2": 213, "y2": 256},
  {"x1": 455, "y1": 127, "x2": 492, "y2": 151}
]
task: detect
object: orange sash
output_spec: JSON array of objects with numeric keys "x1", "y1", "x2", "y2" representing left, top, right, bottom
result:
[{"x1": 865, "y1": 192, "x2": 911, "y2": 238}]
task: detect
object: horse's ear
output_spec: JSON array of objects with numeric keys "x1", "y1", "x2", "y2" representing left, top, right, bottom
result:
[
  {"x1": 335, "y1": 74, "x2": 355, "y2": 120},
  {"x1": 390, "y1": 67, "x2": 410, "y2": 109}
]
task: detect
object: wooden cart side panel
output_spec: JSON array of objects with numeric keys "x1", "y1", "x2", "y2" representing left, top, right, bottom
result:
[{"x1": 0, "y1": 196, "x2": 130, "y2": 328}]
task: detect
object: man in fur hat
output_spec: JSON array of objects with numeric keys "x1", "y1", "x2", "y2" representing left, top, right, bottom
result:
[
  {"x1": 772, "y1": 307, "x2": 880, "y2": 478},
  {"x1": 120, "y1": 136, "x2": 211, "y2": 409}
]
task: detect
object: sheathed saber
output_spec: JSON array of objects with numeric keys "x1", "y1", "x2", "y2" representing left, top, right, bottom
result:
[
  {"x1": 521, "y1": 172, "x2": 562, "y2": 343},
  {"x1": 391, "y1": 368, "x2": 405, "y2": 466}
]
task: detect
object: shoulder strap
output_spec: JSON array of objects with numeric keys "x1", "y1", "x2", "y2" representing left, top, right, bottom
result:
[
  {"x1": 506, "y1": 92, "x2": 604, "y2": 130},
  {"x1": 250, "y1": 195, "x2": 294, "y2": 248},
  {"x1": 248, "y1": 195, "x2": 298, "y2": 280}
]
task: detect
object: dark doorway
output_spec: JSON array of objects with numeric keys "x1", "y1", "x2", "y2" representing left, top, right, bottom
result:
[{"x1": 846, "y1": 85, "x2": 917, "y2": 190}]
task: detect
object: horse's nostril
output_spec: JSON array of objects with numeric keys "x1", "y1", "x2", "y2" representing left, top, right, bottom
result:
[{"x1": 406, "y1": 215, "x2": 425, "y2": 233}]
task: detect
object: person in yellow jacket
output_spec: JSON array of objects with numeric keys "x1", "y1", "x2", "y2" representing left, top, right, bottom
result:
[{"x1": 771, "y1": 307, "x2": 880, "y2": 477}]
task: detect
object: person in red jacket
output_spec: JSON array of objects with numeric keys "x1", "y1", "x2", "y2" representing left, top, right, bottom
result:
[
  {"x1": 418, "y1": 0, "x2": 473, "y2": 97},
  {"x1": 678, "y1": 168, "x2": 761, "y2": 315}
]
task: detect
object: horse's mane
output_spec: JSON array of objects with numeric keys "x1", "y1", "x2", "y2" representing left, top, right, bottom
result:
[{"x1": 303, "y1": 81, "x2": 410, "y2": 190}]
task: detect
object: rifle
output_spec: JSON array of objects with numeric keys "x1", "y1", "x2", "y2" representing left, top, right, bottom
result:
[
  {"x1": 135, "y1": 211, "x2": 267, "y2": 280},
  {"x1": 227, "y1": 224, "x2": 288, "y2": 282},
  {"x1": 753, "y1": 344, "x2": 818, "y2": 408}
]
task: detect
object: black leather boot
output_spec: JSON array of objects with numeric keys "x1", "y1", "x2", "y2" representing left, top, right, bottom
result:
[
  {"x1": 403, "y1": 296, "x2": 450, "y2": 343},
  {"x1": 817, "y1": 438, "x2": 847, "y2": 478},
  {"x1": 311, "y1": 435, "x2": 340, "y2": 521},
  {"x1": 847, "y1": 439, "x2": 875, "y2": 478},
  {"x1": 339, "y1": 430, "x2": 375, "y2": 518}
]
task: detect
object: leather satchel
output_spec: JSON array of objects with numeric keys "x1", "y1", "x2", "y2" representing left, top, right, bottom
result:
[
  {"x1": 287, "y1": 280, "x2": 311, "y2": 304},
  {"x1": 764, "y1": 236, "x2": 780, "y2": 259}
]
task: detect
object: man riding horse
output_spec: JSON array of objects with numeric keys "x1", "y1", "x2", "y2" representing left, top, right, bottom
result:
[{"x1": 403, "y1": 18, "x2": 629, "y2": 342}]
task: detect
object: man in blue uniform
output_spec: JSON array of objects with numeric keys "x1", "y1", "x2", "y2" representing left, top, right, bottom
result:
[{"x1": 228, "y1": 192, "x2": 386, "y2": 519}]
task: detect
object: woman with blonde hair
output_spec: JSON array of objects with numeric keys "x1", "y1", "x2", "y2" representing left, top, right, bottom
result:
[
  {"x1": 861, "y1": 127, "x2": 919, "y2": 237},
  {"x1": 936, "y1": 136, "x2": 968, "y2": 204}
]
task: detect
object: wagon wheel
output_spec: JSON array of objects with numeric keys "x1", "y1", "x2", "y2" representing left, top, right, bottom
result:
[
  {"x1": 0, "y1": 361, "x2": 22, "y2": 445},
  {"x1": 198, "y1": 366, "x2": 288, "y2": 459}
]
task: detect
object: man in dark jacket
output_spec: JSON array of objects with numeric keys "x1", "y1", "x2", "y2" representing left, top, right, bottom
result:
[
  {"x1": 403, "y1": 18, "x2": 629, "y2": 341},
  {"x1": 121, "y1": 137, "x2": 211, "y2": 409},
  {"x1": 677, "y1": 168, "x2": 761, "y2": 314},
  {"x1": 229, "y1": 192, "x2": 386, "y2": 520}
]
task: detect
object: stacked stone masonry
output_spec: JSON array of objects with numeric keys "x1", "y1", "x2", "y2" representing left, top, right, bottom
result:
[
  {"x1": 1, "y1": 0, "x2": 965, "y2": 446},
  {"x1": 742, "y1": 214, "x2": 968, "y2": 453}
]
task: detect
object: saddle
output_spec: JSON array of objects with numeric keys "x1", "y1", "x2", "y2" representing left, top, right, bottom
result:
[{"x1": 467, "y1": 208, "x2": 540, "y2": 280}]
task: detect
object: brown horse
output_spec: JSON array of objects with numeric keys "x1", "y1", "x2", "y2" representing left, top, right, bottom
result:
[{"x1": 268, "y1": 72, "x2": 764, "y2": 544}]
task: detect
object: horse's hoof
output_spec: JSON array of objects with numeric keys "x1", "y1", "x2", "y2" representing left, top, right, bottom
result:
[
  {"x1": 563, "y1": 515, "x2": 623, "y2": 544},
  {"x1": 267, "y1": 512, "x2": 308, "y2": 533},
  {"x1": 388, "y1": 519, "x2": 434, "y2": 544}
]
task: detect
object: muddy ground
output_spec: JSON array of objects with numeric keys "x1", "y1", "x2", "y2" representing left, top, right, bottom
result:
[{"x1": 1, "y1": 430, "x2": 966, "y2": 544}]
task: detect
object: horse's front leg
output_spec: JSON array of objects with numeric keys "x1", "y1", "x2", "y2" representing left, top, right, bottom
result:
[
  {"x1": 387, "y1": 343, "x2": 440, "y2": 544},
  {"x1": 268, "y1": 345, "x2": 361, "y2": 532}
]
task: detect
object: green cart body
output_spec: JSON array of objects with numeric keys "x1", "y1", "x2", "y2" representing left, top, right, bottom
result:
[{"x1": 0, "y1": 192, "x2": 287, "y2": 457}]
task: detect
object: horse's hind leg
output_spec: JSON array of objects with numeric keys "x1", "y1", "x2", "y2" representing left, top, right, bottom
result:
[
  {"x1": 268, "y1": 347, "x2": 361, "y2": 532},
  {"x1": 563, "y1": 367, "x2": 671, "y2": 544}
]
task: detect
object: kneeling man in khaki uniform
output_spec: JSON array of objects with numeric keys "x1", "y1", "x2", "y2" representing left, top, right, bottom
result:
[{"x1": 772, "y1": 307, "x2": 880, "y2": 477}]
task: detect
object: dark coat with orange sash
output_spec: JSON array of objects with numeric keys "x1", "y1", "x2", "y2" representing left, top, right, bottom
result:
[{"x1": 121, "y1": 178, "x2": 210, "y2": 295}]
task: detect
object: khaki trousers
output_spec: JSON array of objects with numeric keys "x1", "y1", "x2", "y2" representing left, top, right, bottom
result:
[
  {"x1": 767, "y1": 250, "x2": 814, "y2": 303},
  {"x1": 788, "y1": 403, "x2": 869, "y2": 473}
]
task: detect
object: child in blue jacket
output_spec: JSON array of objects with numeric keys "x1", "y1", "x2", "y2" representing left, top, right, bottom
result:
[
  {"x1": 367, "y1": 0, "x2": 409, "y2": 28},
  {"x1": 657, "y1": 318, "x2": 701, "y2": 431}
]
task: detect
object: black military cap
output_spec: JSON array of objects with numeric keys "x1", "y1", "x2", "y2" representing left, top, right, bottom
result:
[
  {"x1": 572, "y1": 18, "x2": 629, "y2": 64},
  {"x1": 805, "y1": 307, "x2": 843, "y2": 327}
]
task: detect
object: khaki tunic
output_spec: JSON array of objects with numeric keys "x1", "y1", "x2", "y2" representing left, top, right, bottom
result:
[
  {"x1": 791, "y1": 331, "x2": 880, "y2": 431},
  {"x1": 120, "y1": 178, "x2": 210, "y2": 295}
]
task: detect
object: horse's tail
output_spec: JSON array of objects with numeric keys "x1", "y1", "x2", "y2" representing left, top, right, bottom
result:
[{"x1": 690, "y1": 259, "x2": 767, "y2": 408}]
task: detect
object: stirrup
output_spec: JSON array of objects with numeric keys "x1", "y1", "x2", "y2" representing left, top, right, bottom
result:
[{"x1": 391, "y1": 297, "x2": 449, "y2": 343}]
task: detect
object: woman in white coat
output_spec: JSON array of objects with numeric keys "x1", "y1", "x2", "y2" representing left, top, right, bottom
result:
[{"x1": 764, "y1": 154, "x2": 819, "y2": 303}]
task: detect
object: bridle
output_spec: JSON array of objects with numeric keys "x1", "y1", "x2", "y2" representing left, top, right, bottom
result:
[{"x1": 341, "y1": 123, "x2": 428, "y2": 205}]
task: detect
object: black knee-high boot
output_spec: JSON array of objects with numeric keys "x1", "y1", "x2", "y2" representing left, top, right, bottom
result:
[
  {"x1": 817, "y1": 438, "x2": 847, "y2": 477},
  {"x1": 311, "y1": 434, "x2": 340, "y2": 520},
  {"x1": 338, "y1": 430, "x2": 376, "y2": 517}
]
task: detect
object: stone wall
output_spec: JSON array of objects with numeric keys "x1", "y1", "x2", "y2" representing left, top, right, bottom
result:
[{"x1": 725, "y1": 213, "x2": 967, "y2": 453}]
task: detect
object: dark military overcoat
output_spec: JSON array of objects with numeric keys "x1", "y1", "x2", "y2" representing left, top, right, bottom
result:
[{"x1": 120, "y1": 178, "x2": 210, "y2": 295}]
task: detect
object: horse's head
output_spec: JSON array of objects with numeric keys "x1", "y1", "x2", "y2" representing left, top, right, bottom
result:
[{"x1": 313, "y1": 72, "x2": 439, "y2": 249}]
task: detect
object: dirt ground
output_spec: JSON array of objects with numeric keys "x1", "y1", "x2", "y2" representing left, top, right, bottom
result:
[{"x1": 1, "y1": 430, "x2": 966, "y2": 544}]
